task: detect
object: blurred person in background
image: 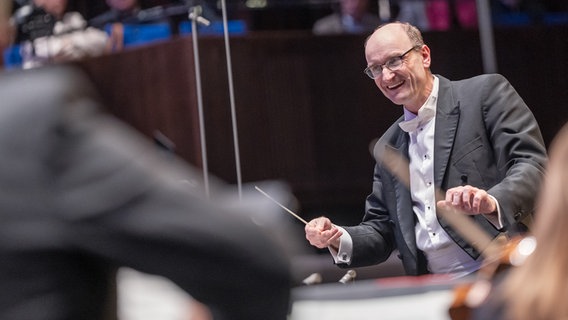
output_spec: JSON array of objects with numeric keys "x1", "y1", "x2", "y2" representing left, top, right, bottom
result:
[
  {"x1": 491, "y1": 0, "x2": 547, "y2": 25},
  {"x1": 89, "y1": 0, "x2": 144, "y2": 29},
  {"x1": 426, "y1": 0, "x2": 478, "y2": 30},
  {"x1": 12, "y1": 0, "x2": 108, "y2": 68},
  {"x1": 313, "y1": 0, "x2": 381, "y2": 35},
  {"x1": 395, "y1": 0, "x2": 430, "y2": 31}
]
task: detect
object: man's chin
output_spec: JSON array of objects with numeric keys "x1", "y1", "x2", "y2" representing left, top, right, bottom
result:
[{"x1": 386, "y1": 95, "x2": 406, "y2": 106}]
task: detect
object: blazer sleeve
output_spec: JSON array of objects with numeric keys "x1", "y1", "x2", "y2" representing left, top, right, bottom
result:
[{"x1": 480, "y1": 74, "x2": 547, "y2": 227}]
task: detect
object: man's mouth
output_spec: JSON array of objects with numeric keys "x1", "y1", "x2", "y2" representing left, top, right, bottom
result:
[{"x1": 387, "y1": 80, "x2": 405, "y2": 90}]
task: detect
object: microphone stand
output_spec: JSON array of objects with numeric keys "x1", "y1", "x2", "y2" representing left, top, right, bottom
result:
[
  {"x1": 188, "y1": 6, "x2": 211, "y2": 198},
  {"x1": 219, "y1": 0, "x2": 243, "y2": 201},
  {"x1": 188, "y1": 2, "x2": 243, "y2": 200}
]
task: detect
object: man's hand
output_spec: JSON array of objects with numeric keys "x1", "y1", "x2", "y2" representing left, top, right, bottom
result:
[
  {"x1": 305, "y1": 217, "x2": 343, "y2": 249},
  {"x1": 438, "y1": 185, "x2": 497, "y2": 215}
]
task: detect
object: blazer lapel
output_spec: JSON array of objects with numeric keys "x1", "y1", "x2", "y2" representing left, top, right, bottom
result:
[
  {"x1": 432, "y1": 77, "x2": 484, "y2": 260},
  {"x1": 386, "y1": 132, "x2": 418, "y2": 261},
  {"x1": 434, "y1": 76, "x2": 460, "y2": 191}
]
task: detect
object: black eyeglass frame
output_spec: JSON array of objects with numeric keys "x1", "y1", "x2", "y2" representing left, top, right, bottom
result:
[{"x1": 364, "y1": 45, "x2": 421, "y2": 79}]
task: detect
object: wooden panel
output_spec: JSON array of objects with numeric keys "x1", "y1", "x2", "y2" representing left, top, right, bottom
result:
[
  {"x1": 75, "y1": 39, "x2": 202, "y2": 166},
  {"x1": 75, "y1": 25, "x2": 568, "y2": 226}
]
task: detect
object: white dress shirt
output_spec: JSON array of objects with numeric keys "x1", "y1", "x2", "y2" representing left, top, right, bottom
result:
[{"x1": 405, "y1": 77, "x2": 480, "y2": 277}]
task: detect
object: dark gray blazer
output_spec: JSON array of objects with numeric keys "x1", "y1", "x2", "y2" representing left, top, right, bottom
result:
[
  {"x1": 342, "y1": 74, "x2": 547, "y2": 275},
  {"x1": 0, "y1": 66, "x2": 292, "y2": 320}
]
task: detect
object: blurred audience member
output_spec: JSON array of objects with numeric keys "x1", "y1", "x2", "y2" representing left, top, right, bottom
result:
[
  {"x1": 89, "y1": 0, "x2": 142, "y2": 29},
  {"x1": 313, "y1": 0, "x2": 381, "y2": 35},
  {"x1": 13, "y1": 0, "x2": 108, "y2": 69},
  {"x1": 395, "y1": 0, "x2": 430, "y2": 31},
  {"x1": 426, "y1": 0, "x2": 478, "y2": 30},
  {"x1": 492, "y1": 0, "x2": 543, "y2": 12},
  {"x1": 88, "y1": 0, "x2": 174, "y2": 30},
  {"x1": 89, "y1": 0, "x2": 213, "y2": 51},
  {"x1": 491, "y1": 0, "x2": 546, "y2": 26},
  {"x1": 90, "y1": 0, "x2": 151, "y2": 51}
]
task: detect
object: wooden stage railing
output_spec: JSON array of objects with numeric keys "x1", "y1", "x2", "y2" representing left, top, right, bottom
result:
[{"x1": 75, "y1": 25, "x2": 568, "y2": 225}]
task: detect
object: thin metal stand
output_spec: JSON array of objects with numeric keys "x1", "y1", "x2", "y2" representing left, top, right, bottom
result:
[
  {"x1": 189, "y1": 6, "x2": 211, "y2": 198},
  {"x1": 219, "y1": 0, "x2": 243, "y2": 200},
  {"x1": 378, "y1": 0, "x2": 391, "y2": 22},
  {"x1": 476, "y1": 0, "x2": 498, "y2": 73},
  {"x1": 188, "y1": 3, "x2": 243, "y2": 200}
]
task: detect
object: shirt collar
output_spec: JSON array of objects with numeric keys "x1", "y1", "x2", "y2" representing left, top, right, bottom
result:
[
  {"x1": 403, "y1": 75, "x2": 439, "y2": 121},
  {"x1": 398, "y1": 76, "x2": 439, "y2": 132}
]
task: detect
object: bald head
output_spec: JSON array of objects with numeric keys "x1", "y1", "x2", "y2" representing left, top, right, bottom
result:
[
  {"x1": 363, "y1": 22, "x2": 433, "y2": 112},
  {"x1": 365, "y1": 22, "x2": 424, "y2": 49}
]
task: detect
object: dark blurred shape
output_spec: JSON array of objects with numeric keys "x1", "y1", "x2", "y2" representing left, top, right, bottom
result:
[{"x1": 0, "y1": 65, "x2": 294, "y2": 320}]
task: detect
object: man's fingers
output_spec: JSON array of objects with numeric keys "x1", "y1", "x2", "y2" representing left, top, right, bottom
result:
[
  {"x1": 452, "y1": 191, "x2": 461, "y2": 205},
  {"x1": 472, "y1": 193, "x2": 483, "y2": 213},
  {"x1": 462, "y1": 189, "x2": 473, "y2": 210},
  {"x1": 305, "y1": 220, "x2": 342, "y2": 249},
  {"x1": 327, "y1": 228, "x2": 342, "y2": 242},
  {"x1": 445, "y1": 190, "x2": 453, "y2": 202}
]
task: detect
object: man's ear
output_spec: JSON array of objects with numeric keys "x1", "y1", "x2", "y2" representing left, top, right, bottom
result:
[{"x1": 421, "y1": 45, "x2": 431, "y2": 68}]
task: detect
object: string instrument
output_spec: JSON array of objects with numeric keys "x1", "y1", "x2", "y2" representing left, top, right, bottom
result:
[{"x1": 448, "y1": 235, "x2": 536, "y2": 320}]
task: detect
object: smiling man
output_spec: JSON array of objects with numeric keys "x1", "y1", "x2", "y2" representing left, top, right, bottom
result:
[{"x1": 304, "y1": 22, "x2": 547, "y2": 277}]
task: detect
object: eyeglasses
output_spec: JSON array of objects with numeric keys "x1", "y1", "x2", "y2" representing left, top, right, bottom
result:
[{"x1": 364, "y1": 46, "x2": 420, "y2": 79}]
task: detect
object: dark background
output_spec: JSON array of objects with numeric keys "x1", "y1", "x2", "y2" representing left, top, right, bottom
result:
[{"x1": 74, "y1": 24, "x2": 568, "y2": 239}]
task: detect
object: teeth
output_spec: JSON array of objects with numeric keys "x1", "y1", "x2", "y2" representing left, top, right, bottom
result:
[{"x1": 387, "y1": 81, "x2": 404, "y2": 89}]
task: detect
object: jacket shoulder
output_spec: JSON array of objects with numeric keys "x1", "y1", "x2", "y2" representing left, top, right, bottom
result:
[{"x1": 450, "y1": 73, "x2": 509, "y2": 87}]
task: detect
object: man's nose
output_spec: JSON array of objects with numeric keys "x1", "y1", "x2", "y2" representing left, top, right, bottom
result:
[{"x1": 380, "y1": 68, "x2": 396, "y2": 81}]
